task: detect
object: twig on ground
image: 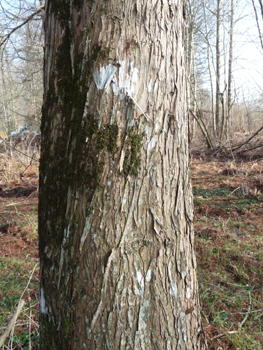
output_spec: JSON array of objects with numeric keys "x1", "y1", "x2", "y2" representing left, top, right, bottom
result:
[
  {"x1": 210, "y1": 330, "x2": 238, "y2": 341},
  {"x1": 201, "y1": 310, "x2": 210, "y2": 324},
  {"x1": 239, "y1": 291, "x2": 251, "y2": 329},
  {"x1": 0, "y1": 299, "x2": 25, "y2": 347},
  {"x1": 2, "y1": 201, "x2": 36, "y2": 208},
  {"x1": 0, "y1": 264, "x2": 39, "y2": 347},
  {"x1": 20, "y1": 263, "x2": 39, "y2": 300}
]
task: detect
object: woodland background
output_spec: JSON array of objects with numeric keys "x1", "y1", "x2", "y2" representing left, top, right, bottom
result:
[{"x1": 1, "y1": 0, "x2": 263, "y2": 142}]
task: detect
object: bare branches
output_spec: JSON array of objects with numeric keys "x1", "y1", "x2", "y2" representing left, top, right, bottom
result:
[
  {"x1": 0, "y1": 0, "x2": 44, "y2": 132},
  {"x1": 0, "y1": 5, "x2": 44, "y2": 48}
]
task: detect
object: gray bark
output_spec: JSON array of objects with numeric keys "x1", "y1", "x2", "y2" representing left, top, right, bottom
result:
[{"x1": 39, "y1": 0, "x2": 205, "y2": 349}]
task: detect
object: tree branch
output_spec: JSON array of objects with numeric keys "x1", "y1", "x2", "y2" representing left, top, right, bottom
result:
[
  {"x1": 232, "y1": 124, "x2": 263, "y2": 151},
  {"x1": 258, "y1": 0, "x2": 263, "y2": 20},
  {"x1": 0, "y1": 5, "x2": 44, "y2": 48}
]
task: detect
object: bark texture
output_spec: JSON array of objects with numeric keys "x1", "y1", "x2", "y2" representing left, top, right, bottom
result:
[{"x1": 39, "y1": 0, "x2": 205, "y2": 349}]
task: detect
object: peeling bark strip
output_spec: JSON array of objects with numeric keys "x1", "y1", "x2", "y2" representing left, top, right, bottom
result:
[{"x1": 39, "y1": 0, "x2": 205, "y2": 349}]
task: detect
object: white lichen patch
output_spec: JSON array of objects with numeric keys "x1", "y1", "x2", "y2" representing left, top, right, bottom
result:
[
  {"x1": 147, "y1": 134, "x2": 158, "y2": 152},
  {"x1": 64, "y1": 226, "x2": 70, "y2": 239},
  {"x1": 169, "y1": 281, "x2": 177, "y2": 297},
  {"x1": 119, "y1": 149, "x2": 125, "y2": 172},
  {"x1": 121, "y1": 192, "x2": 127, "y2": 212},
  {"x1": 144, "y1": 125, "x2": 151, "y2": 136},
  {"x1": 118, "y1": 61, "x2": 138, "y2": 97},
  {"x1": 93, "y1": 61, "x2": 139, "y2": 98},
  {"x1": 147, "y1": 79, "x2": 152, "y2": 92},
  {"x1": 93, "y1": 64, "x2": 117, "y2": 90},
  {"x1": 79, "y1": 207, "x2": 93, "y2": 252},
  {"x1": 136, "y1": 271, "x2": 144, "y2": 287},
  {"x1": 168, "y1": 263, "x2": 177, "y2": 297},
  {"x1": 145, "y1": 269, "x2": 152, "y2": 282},
  {"x1": 186, "y1": 287, "x2": 191, "y2": 299},
  {"x1": 135, "y1": 270, "x2": 144, "y2": 296},
  {"x1": 40, "y1": 288, "x2": 48, "y2": 314}
]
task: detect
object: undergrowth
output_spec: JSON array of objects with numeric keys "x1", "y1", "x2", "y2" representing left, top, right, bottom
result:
[
  {"x1": 0, "y1": 151, "x2": 39, "y2": 350},
  {"x1": 193, "y1": 158, "x2": 263, "y2": 349}
]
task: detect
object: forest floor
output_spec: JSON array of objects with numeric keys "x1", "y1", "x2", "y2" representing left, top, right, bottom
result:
[
  {"x1": 0, "y1": 136, "x2": 263, "y2": 349},
  {"x1": 0, "y1": 154, "x2": 39, "y2": 350},
  {"x1": 191, "y1": 140, "x2": 263, "y2": 349}
]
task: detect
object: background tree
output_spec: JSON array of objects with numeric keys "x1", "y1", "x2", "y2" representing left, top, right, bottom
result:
[
  {"x1": 225, "y1": 0, "x2": 234, "y2": 140},
  {"x1": 0, "y1": 0, "x2": 44, "y2": 134},
  {"x1": 185, "y1": 0, "x2": 263, "y2": 145},
  {"x1": 39, "y1": 0, "x2": 205, "y2": 349},
  {"x1": 215, "y1": 0, "x2": 222, "y2": 137}
]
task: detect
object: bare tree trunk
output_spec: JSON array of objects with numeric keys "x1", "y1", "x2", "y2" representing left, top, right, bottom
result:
[
  {"x1": 39, "y1": 1, "x2": 205, "y2": 349},
  {"x1": 186, "y1": 0, "x2": 197, "y2": 141},
  {"x1": 227, "y1": 0, "x2": 234, "y2": 140},
  {"x1": 192, "y1": 40, "x2": 197, "y2": 138},
  {"x1": 202, "y1": 0, "x2": 216, "y2": 137},
  {"x1": 216, "y1": 0, "x2": 221, "y2": 137}
]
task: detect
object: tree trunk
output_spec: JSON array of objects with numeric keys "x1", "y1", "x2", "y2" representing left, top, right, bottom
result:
[
  {"x1": 216, "y1": 0, "x2": 221, "y2": 137},
  {"x1": 202, "y1": 0, "x2": 215, "y2": 137},
  {"x1": 39, "y1": 0, "x2": 205, "y2": 349},
  {"x1": 186, "y1": 0, "x2": 197, "y2": 141},
  {"x1": 226, "y1": 0, "x2": 234, "y2": 140}
]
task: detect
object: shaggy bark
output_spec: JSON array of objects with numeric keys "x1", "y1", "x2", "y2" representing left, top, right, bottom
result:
[{"x1": 39, "y1": 0, "x2": 205, "y2": 349}]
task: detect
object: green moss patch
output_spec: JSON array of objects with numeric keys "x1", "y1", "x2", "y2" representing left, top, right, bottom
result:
[{"x1": 122, "y1": 128, "x2": 144, "y2": 177}]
